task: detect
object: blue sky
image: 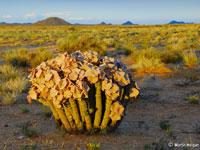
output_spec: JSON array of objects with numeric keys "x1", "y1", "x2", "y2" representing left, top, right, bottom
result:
[{"x1": 0, "y1": 0, "x2": 200, "y2": 24}]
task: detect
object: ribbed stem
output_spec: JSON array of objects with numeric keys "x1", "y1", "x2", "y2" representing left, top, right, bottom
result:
[
  {"x1": 63, "y1": 103, "x2": 76, "y2": 131},
  {"x1": 54, "y1": 106, "x2": 72, "y2": 132},
  {"x1": 78, "y1": 101, "x2": 85, "y2": 123},
  {"x1": 78, "y1": 99, "x2": 92, "y2": 131},
  {"x1": 101, "y1": 97, "x2": 112, "y2": 130},
  {"x1": 110, "y1": 120, "x2": 117, "y2": 127},
  {"x1": 69, "y1": 98, "x2": 83, "y2": 131},
  {"x1": 93, "y1": 81, "x2": 102, "y2": 128},
  {"x1": 46, "y1": 100, "x2": 61, "y2": 127},
  {"x1": 120, "y1": 88, "x2": 124, "y2": 101},
  {"x1": 38, "y1": 98, "x2": 48, "y2": 106}
]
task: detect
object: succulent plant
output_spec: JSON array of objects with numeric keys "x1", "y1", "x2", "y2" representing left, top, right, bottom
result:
[{"x1": 27, "y1": 51, "x2": 140, "y2": 133}]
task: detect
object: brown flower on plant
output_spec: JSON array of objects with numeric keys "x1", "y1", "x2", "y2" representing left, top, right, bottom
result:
[
  {"x1": 50, "y1": 87, "x2": 58, "y2": 98},
  {"x1": 109, "y1": 101, "x2": 124, "y2": 121},
  {"x1": 101, "y1": 78, "x2": 112, "y2": 91},
  {"x1": 105, "y1": 83, "x2": 120, "y2": 100},
  {"x1": 113, "y1": 69, "x2": 130, "y2": 86},
  {"x1": 83, "y1": 51, "x2": 99, "y2": 63},
  {"x1": 85, "y1": 67, "x2": 100, "y2": 84},
  {"x1": 129, "y1": 88, "x2": 139, "y2": 99}
]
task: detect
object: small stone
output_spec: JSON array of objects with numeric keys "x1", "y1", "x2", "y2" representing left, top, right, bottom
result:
[{"x1": 18, "y1": 136, "x2": 25, "y2": 139}]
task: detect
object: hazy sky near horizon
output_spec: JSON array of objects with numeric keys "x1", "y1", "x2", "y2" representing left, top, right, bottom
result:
[{"x1": 0, "y1": 0, "x2": 200, "y2": 24}]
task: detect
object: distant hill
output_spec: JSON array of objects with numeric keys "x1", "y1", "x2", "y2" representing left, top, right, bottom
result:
[
  {"x1": 169, "y1": 20, "x2": 185, "y2": 24},
  {"x1": 169, "y1": 20, "x2": 194, "y2": 24},
  {"x1": 122, "y1": 21, "x2": 134, "y2": 25},
  {"x1": 100, "y1": 22, "x2": 106, "y2": 25},
  {"x1": 0, "y1": 22, "x2": 6, "y2": 24},
  {"x1": 33, "y1": 17, "x2": 71, "y2": 26},
  {"x1": 99, "y1": 22, "x2": 112, "y2": 25},
  {"x1": 13, "y1": 23, "x2": 32, "y2": 25},
  {"x1": 0, "y1": 22, "x2": 32, "y2": 25}
]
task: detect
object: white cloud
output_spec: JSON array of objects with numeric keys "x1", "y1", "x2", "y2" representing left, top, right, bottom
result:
[
  {"x1": 68, "y1": 17, "x2": 86, "y2": 21},
  {"x1": 24, "y1": 13, "x2": 36, "y2": 19},
  {"x1": 42, "y1": 11, "x2": 71, "y2": 17},
  {"x1": 1, "y1": 15, "x2": 12, "y2": 19}
]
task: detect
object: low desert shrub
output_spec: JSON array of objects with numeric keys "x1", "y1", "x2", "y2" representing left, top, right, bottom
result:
[
  {"x1": 1, "y1": 92, "x2": 18, "y2": 104},
  {"x1": 4, "y1": 48, "x2": 53, "y2": 68},
  {"x1": 30, "y1": 51, "x2": 53, "y2": 67},
  {"x1": 160, "y1": 49, "x2": 183, "y2": 64},
  {"x1": 183, "y1": 50, "x2": 199, "y2": 67},
  {"x1": 102, "y1": 38, "x2": 115, "y2": 47},
  {"x1": 37, "y1": 47, "x2": 45, "y2": 52},
  {"x1": 56, "y1": 38, "x2": 70, "y2": 52},
  {"x1": 188, "y1": 95, "x2": 199, "y2": 104},
  {"x1": 0, "y1": 64, "x2": 21, "y2": 81},
  {"x1": 56, "y1": 34, "x2": 107, "y2": 56},
  {"x1": 0, "y1": 64, "x2": 28, "y2": 104},
  {"x1": 16, "y1": 121, "x2": 38, "y2": 137},
  {"x1": 131, "y1": 47, "x2": 163, "y2": 69},
  {"x1": 160, "y1": 119, "x2": 171, "y2": 130},
  {"x1": 85, "y1": 142, "x2": 100, "y2": 150},
  {"x1": 2, "y1": 77, "x2": 28, "y2": 93},
  {"x1": 134, "y1": 56, "x2": 163, "y2": 69},
  {"x1": 5, "y1": 48, "x2": 30, "y2": 67},
  {"x1": 20, "y1": 106, "x2": 30, "y2": 113}
]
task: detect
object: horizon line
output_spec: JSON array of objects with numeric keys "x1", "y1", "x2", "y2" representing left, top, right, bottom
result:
[{"x1": 0, "y1": 17, "x2": 198, "y2": 25}]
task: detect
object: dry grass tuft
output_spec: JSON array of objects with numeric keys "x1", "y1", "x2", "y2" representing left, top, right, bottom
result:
[{"x1": 183, "y1": 50, "x2": 199, "y2": 67}]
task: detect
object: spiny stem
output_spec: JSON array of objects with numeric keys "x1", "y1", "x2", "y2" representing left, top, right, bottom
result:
[
  {"x1": 78, "y1": 101, "x2": 85, "y2": 123},
  {"x1": 37, "y1": 98, "x2": 48, "y2": 106},
  {"x1": 101, "y1": 97, "x2": 112, "y2": 130},
  {"x1": 46, "y1": 100, "x2": 60, "y2": 127},
  {"x1": 93, "y1": 81, "x2": 102, "y2": 128},
  {"x1": 110, "y1": 120, "x2": 117, "y2": 127},
  {"x1": 69, "y1": 98, "x2": 83, "y2": 131},
  {"x1": 54, "y1": 106, "x2": 72, "y2": 132},
  {"x1": 120, "y1": 88, "x2": 124, "y2": 101},
  {"x1": 78, "y1": 99, "x2": 92, "y2": 131},
  {"x1": 63, "y1": 103, "x2": 76, "y2": 131}
]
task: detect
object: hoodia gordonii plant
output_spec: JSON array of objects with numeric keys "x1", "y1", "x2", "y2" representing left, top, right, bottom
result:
[{"x1": 27, "y1": 51, "x2": 140, "y2": 133}]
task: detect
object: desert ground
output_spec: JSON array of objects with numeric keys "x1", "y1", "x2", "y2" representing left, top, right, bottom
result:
[{"x1": 0, "y1": 24, "x2": 200, "y2": 150}]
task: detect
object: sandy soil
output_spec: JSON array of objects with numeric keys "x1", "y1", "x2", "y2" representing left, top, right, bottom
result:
[{"x1": 0, "y1": 67, "x2": 200, "y2": 150}]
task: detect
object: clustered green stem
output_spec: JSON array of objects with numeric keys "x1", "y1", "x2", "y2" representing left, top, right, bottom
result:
[
  {"x1": 39, "y1": 86, "x2": 129, "y2": 133},
  {"x1": 93, "y1": 81, "x2": 102, "y2": 128}
]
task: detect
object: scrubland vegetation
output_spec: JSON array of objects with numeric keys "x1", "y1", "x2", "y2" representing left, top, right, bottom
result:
[
  {"x1": 0, "y1": 24, "x2": 200, "y2": 149},
  {"x1": 0, "y1": 24, "x2": 199, "y2": 103}
]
